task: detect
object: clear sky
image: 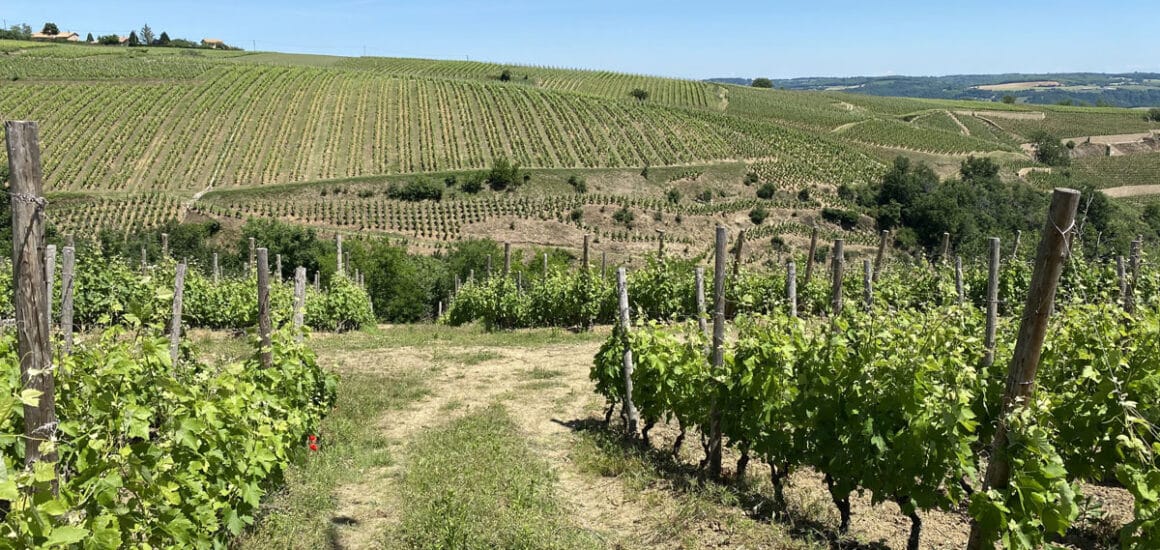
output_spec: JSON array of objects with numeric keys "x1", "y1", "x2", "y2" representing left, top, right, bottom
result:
[{"x1": 5, "y1": 1, "x2": 1158, "y2": 79}]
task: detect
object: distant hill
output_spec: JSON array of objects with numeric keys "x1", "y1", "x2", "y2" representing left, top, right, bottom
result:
[{"x1": 707, "y1": 73, "x2": 1160, "y2": 108}]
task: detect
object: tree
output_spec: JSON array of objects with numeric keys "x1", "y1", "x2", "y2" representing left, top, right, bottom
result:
[
  {"x1": 1001, "y1": 94, "x2": 1016, "y2": 104},
  {"x1": 85, "y1": 33, "x2": 94, "y2": 43},
  {"x1": 749, "y1": 205, "x2": 769, "y2": 225},
  {"x1": 499, "y1": 69, "x2": 512, "y2": 82},
  {"x1": 1147, "y1": 108, "x2": 1160, "y2": 123},
  {"x1": 612, "y1": 206, "x2": 635, "y2": 227},
  {"x1": 959, "y1": 156, "x2": 1000, "y2": 182},
  {"x1": 751, "y1": 78, "x2": 774, "y2": 88},
  {"x1": 158, "y1": 32, "x2": 171, "y2": 46},
  {"x1": 459, "y1": 173, "x2": 484, "y2": 194},
  {"x1": 567, "y1": 175, "x2": 587, "y2": 194},
  {"x1": 1028, "y1": 130, "x2": 1071, "y2": 167},
  {"x1": 629, "y1": 88, "x2": 649, "y2": 102},
  {"x1": 41, "y1": 22, "x2": 59, "y2": 35},
  {"x1": 98, "y1": 34, "x2": 121, "y2": 45},
  {"x1": 756, "y1": 182, "x2": 777, "y2": 199},
  {"x1": 128, "y1": 31, "x2": 141, "y2": 47},
  {"x1": 140, "y1": 24, "x2": 155, "y2": 45},
  {"x1": 485, "y1": 157, "x2": 522, "y2": 191}
]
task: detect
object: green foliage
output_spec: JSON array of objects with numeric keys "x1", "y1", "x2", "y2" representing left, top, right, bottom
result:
[
  {"x1": 612, "y1": 206, "x2": 635, "y2": 227},
  {"x1": 128, "y1": 31, "x2": 141, "y2": 47},
  {"x1": 749, "y1": 205, "x2": 768, "y2": 225},
  {"x1": 821, "y1": 207, "x2": 859, "y2": 230},
  {"x1": 485, "y1": 157, "x2": 523, "y2": 191},
  {"x1": 386, "y1": 177, "x2": 443, "y2": 202},
  {"x1": 666, "y1": 188, "x2": 680, "y2": 204},
  {"x1": 1028, "y1": 130, "x2": 1071, "y2": 167},
  {"x1": 97, "y1": 34, "x2": 120, "y2": 45},
  {"x1": 567, "y1": 174, "x2": 587, "y2": 194},
  {"x1": 751, "y1": 78, "x2": 774, "y2": 89},
  {"x1": 41, "y1": 22, "x2": 59, "y2": 35},
  {"x1": 629, "y1": 88, "x2": 649, "y2": 102},
  {"x1": 1148, "y1": 108, "x2": 1160, "y2": 123},
  {"x1": 756, "y1": 182, "x2": 776, "y2": 199},
  {"x1": 0, "y1": 326, "x2": 337, "y2": 547},
  {"x1": 1002, "y1": 94, "x2": 1017, "y2": 104}
]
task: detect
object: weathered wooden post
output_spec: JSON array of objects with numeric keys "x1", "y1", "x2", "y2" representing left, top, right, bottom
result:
[
  {"x1": 504, "y1": 241, "x2": 512, "y2": 277},
  {"x1": 437, "y1": 301, "x2": 443, "y2": 318},
  {"x1": 955, "y1": 256, "x2": 965, "y2": 305},
  {"x1": 275, "y1": 253, "x2": 283, "y2": 283},
  {"x1": 293, "y1": 266, "x2": 306, "y2": 340},
  {"x1": 248, "y1": 236, "x2": 256, "y2": 277},
  {"x1": 582, "y1": 234, "x2": 590, "y2": 272},
  {"x1": 140, "y1": 246, "x2": 147, "y2": 274},
  {"x1": 61, "y1": 246, "x2": 75, "y2": 355},
  {"x1": 873, "y1": 229, "x2": 889, "y2": 281},
  {"x1": 601, "y1": 251, "x2": 607, "y2": 280},
  {"x1": 212, "y1": 252, "x2": 220, "y2": 283},
  {"x1": 542, "y1": 252, "x2": 548, "y2": 278},
  {"x1": 863, "y1": 258, "x2": 873, "y2": 311},
  {"x1": 161, "y1": 233, "x2": 169, "y2": 259},
  {"x1": 616, "y1": 267, "x2": 640, "y2": 437},
  {"x1": 804, "y1": 224, "x2": 818, "y2": 283},
  {"x1": 787, "y1": 260, "x2": 798, "y2": 318},
  {"x1": 257, "y1": 248, "x2": 273, "y2": 369},
  {"x1": 336, "y1": 234, "x2": 344, "y2": 276},
  {"x1": 1127, "y1": 239, "x2": 1141, "y2": 313},
  {"x1": 1011, "y1": 229, "x2": 1022, "y2": 260},
  {"x1": 708, "y1": 225, "x2": 727, "y2": 479},
  {"x1": 940, "y1": 232, "x2": 951, "y2": 265},
  {"x1": 45, "y1": 244, "x2": 55, "y2": 332},
  {"x1": 486, "y1": 254, "x2": 493, "y2": 279},
  {"x1": 169, "y1": 262, "x2": 187, "y2": 366},
  {"x1": 983, "y1": 238, "x2": 1000, "y2": 368},
  {"x1": 695, "y1": 266, "x2": 708, "y2": 337},
  {"x1": 1118, "y1": 256, "x2": 1128, "y2": 307},
  {"x1": 6, "y1": 120, "x2": 59, "y2": 491},
  {"x1": 831, "y1": 239, "x2": 845, "y2": 316},
  {"x1": 314, "y1": 271, "x2": 320, "y2": 291},
  {"x1": 657, "y1": 229, "x2": 666, "y2": 259},
  {"x1": 967, "y1": 188, "x2": 1080, "y2": 550}
]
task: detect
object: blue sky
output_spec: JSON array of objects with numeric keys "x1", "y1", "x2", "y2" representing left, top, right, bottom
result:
[{"x1": 6, "y1": 1, "x2": 1158, "y2": 79}]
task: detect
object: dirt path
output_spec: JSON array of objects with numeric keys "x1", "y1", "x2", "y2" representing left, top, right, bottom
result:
[
  {"x1": 946, "y1": 110, "x2": 970, "y2": 136},
  {"x1": 1102, "y1": 184, "x2": 1160, "y2": 198},
  {"x1": 319, "y1": 341, "x2": 661, "y2": 549}
]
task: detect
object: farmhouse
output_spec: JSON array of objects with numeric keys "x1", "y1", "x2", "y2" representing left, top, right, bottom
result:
[
  {"x1": 31, "y1": 31, "x2": 80, "y2": 42},
  {"x1": 201, "y1": 38, "x2": 225, "y2": 49}
]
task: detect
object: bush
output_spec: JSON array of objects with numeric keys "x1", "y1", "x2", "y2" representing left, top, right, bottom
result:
[
  {"x1": 486, "y1": 157, "x2": 523, "y2": 191},
  {"x1": 751, "y1": 78, "x2": 774, "y2": 88},
  {"x1": 570, "y1": 208, "x2": 583, "y2": 222},
  {"x1": 822, "y1": 207, "x2": 860, "y2": 230},
  {"x1": 666, "y1": 188, "x2": 681, "y2": 204},
  {"x1": 444, "y1": 175, "x2": 457, "y2": 187},
  {"x1": 744, "y1": 172, "x2": 760, "y2": 186},
  {"x1": 500, "y1": 69, "x2": 512, "y2": 82},
  {"x1": 797, "y1": 188, "x2": 811, "y2": 202},
  {"x1": 1147, "y1": 108, "x2": 1160, "y2": 123},
  {"x1": 567, "y1": 175, "x2": 587, "y2": 194},
  {"x1": 612, "y1": 206, "x2": 635, "y2": 227},
  {"x1": 460, "y1": 174, "x2": 484, "y2": 194},
  {"x1": 756, "y1": 182, "x2": 777, "y2": 199},
  {"x1": 387, "y1": 178, "x2": 443, "y2": 202},
  {"x1": 630, "y1": 88, "x2": 649, "y2": 102},
  {"x1": 696, "y1": 190, "x2": 713, "y2": 203},
  {"x1": 1028, "y1": 130, "x2": 1071, "y2": 167},
  {"x1": 749, "y1": 205, "x2": 769, "y2": 225}
]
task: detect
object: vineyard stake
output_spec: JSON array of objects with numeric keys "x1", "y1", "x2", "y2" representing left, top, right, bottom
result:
[
  {"x1": 955, "y1": 256, "x2": 964, "y2": 305},
  {"x1": 1093, "y1": 231, "x2": 1102, "y2": 259},
  {"x1": 1011, "y1": 229, "x2": 1022, "y2": 260},
  {"x1": 733, "y1": 229, "x2": 746, "y2": 278},
  {"x1": 293, "y1": 266, "x2": 306, "y2": 340},
  {"x1": 708, "y1": 225, "x2": 727, "y2": 479},
  {"x1": 983, "y1": 238, "x2": 1000, "y2": 368},
  {"x1": 601, "y1": 251, "x2": 607, "y2": 280},
  {"x1": 804, "y1": 224, "x2": 818, "y2": 283},
  {"x1": 616, "y1": 267, "x2": 640, "y2": 437},
  {"x1": 336, "y1": 235, "x2": 343, "y2": 276},
  {"x1": 695, "y1": 266, "x2": 708, "y2": 337},
  {"x1": 6, "y1": 120, "x2": 59, "y2": 493},
  {"x1": 786, "y1": 260, "x2": 797, "y2": 318},
  {"x1": 1127, "y1": 238, "x2": 1141, "y2": 313},
  {"x1": 504, "y1": 241, "x2": 512, "y2": 277},
  {"x1": 140, "y1": 246, "x2": 147, "y2": 275},
  {"x1": 940, "y1": 232, "x2": 950, "y2": 265},
  {"x1": 313, "y1": 271, "x2": 320, "y2": 291},
  {"x1": 212, "y1": 252, "x2": 220, "y2": 283},
  {"x1": 257, "y1": 248, "x2": 273, "y2": 369},
  {"x1": 61, "y1": 246, "x2": 75, "y2": 356},
  {"x1": 831, "y1": 239, "x2": 845, "y2": 316},
  {"x1": 1117, "y1": 256, "x2": 1128, "y2": 307},
  {"x1": 486, "y1": 254, "x2": 493, "y2": 279},
  {"x1": 967, "y1": 188, "x2": 1080, "y2": 549},
  {"x1": 437, "y1": 301, "x2": 443, "y2": 319},
  {"x1": 582, "y1": 234, "x2": 590, "y2": 272},
  {"x1": 873, "y1": 229, "x2": 888, "y2": 281},
  {"x1": 249, "y1": 237, "x2": 256, "y2": 277},
  {"x1": 863, "y1": 258, "x2": 872, "y2": 311},
  {"x1": 657, "y1": 229, "x2": 665, "y2": 259},
  {"x1": 542, "y1": 252, "x2": 548, "y2": 278},
  {"x1": 161, "y1": 233, "x2": 168, "y2": 259},
  {"x1": 276, "y1": 253, "x2": 283, "y2": 283},
  {"x1": 45, "y1": 244, "x2": 55, "y2": 333},
  {"x1": 169, "y1": 262, "x2": 187, "y2": 367}
]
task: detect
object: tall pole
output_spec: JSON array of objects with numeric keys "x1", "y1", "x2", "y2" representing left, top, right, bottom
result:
[
  {"x1": 786, "y1": 260, "x2": 797, "y2": 318},
  {"x1": 983, "y1": 238, "x2": 1000, "y2": 368},
  {"x1": 257, "y1": 248, "x2": 273, "y2": 369},
  {"x1": 616, "y1": 267, "x2": 640, "y2": 436},
  {"x1": 708, "y1": 226, "x2": 727, "y2": 479},
  {"x1": 831, "y1": 239, "x2": 845, "y2": 316},
  {"x1": 967, "y1": 189, "x2": 1080, "y2": 549},
  {"x1": 804, "y1": 224, "x2": 818, "y2": 283},
  {"x1": 873, "y1": 230, "x2": 889, "y2": 281}
]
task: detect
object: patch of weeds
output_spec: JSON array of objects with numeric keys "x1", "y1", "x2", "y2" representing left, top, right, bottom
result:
[
  {"x1": 312, "y1": 324, "x2": 608, "y2": 351},
  {"x1": 386, "y1": 405, "x2": 600, "y2": 549},
  {"x1": 521, "y1": 366, "x2": 565, "y2": 380},
  {"x1": 431, "y1": 348, "x2": 503, "y2": 366},
  {"x1": 237, "y1": 370, "x2": 430, "y2": 548},
  {"x1": 440, "y1": 399, "x2": 465, "y2": 412}
]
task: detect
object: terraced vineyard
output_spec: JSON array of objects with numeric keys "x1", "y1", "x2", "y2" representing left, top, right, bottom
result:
[{"x1": 1073, "y1": 154, "x2": 1160, "y2": 188}]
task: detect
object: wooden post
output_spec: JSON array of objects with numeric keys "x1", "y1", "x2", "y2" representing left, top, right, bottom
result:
[
  {"x1": 831, "y1": 239, "x2": 845, "y2": 316},
  {"x1": 581, "y1": 235, "x2": 590, "y2": 272},
  {"x1": 542, "y1": 253, "x2": 548, "y2": 277},
  {"x1": 616, "y1": 267, "x2": 640, "y2": 436},
  {"x1": 293, "y1": 267, "x2": 306, "y2": 339},
  {"x1": 44, "y1": 244, "x2": 55, "y2": 333},
  {"x1": 873, "y1": 229, "x2": 889, "y2": 281},
  {"x1": 61, "y1": 246, "x2": 75, "y2": 355},
  {"x1": 6, "y1": 120, "x2": 59, "y2": 489},
  {"x1": 314, "y1": 271, "x2": 320, "y2": 291},
  {"x1": 1011, "y1": 230, "x2": 1022, "y2": 260},
  {"x1": 657, "y1": 229, "x2": 665, "y2": 259},
  {"x1": 468, "y1": 268, "x2": 474, "y2": 284},
  {"x1": 1118, "y1": 256, "x2": 1128, "y2": 307},
  {"x1": 733, "y1": 229, "x2": 746, "y2": 278},
  {"x1": 504, "y1": 241, "x2": 512, "y2": 277},
  {"x1": 248, "y1": 237, "x2": 256, "y2": 277},
  {"x1": 437, "y1": 301, "x2": 443, "y2": 318},
  {"x1": 1093, "y1": 231, "x2": 1102, "y2": 259},
  {"x1": 517, "y1": 271, "x2": 523, "y2": 293},
  {"x1": 863, "y1": 258, "x2": 873, "y2": 311},
  {"x1": 212, "y1": 252, "x2": 220, "y2": 283},
  {"x1": 257, "y1": 248, "x2": 273, "y2": 369},
  {"x1": 169, "y1": 262, "x2": 187, "y2": 366},
  {"x1": 275, "y1": 253, "x2": 283, "y2": 283},
  {"x1": 336, "y1": 235, "x2": 344, "y2": 276},
  {"x1": 787, "y1": 260, "x2": 797, "y2": 318},
  {"x1": 967, "y1": 188, "x2": 1080, "y2": 550},
  {"x1": 708, "y1": 226, "x2": 727, "y2": 479},
  {"x1": 804, "y1": 224, "x2": 818, "y2": 283},
  {"x1": 1127, "y1": 240, "x2": 1141, "y2": 313},
  {"x1": 695, "y1": 266, "x2": 708, "y2": 337},
  {"x1": 940, "y1": 232, "x2": 951, "y2": 264},
  {"x1": 486, "y1": 254, "x2": 493, "y2": 279},
  {"x1": 454, "y1": 275, "x2": 461, "y2": 295},
  {"x1": 955, "y1": 256, "x2": 965, "y2": 305},
  {"x1": 601, "y1": 251, "x2": 607, "y2": 280},
  {"x1": 140, "y1": 246, "x2": 147, "y2": 274},
  {"x1": 161, "y1": 233, "x2": 169, "y2": 259},
  {"x1": 983, "y1": 238, "x2": 1000, "y2": 368}
]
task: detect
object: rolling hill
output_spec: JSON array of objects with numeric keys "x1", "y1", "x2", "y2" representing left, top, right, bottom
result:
[{"x1": 2, "y1": 39, "x2": 1158, "y2": 262}]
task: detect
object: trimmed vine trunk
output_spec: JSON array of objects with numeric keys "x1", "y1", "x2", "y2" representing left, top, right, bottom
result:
[
  {"x1": 896, "y1": 496, "x2": 922, "y2": 550},
  {"x1": 824, "y1": 473, "x2": 851, "y2": 534},
  {"x1": 672, "y1": 422, "x2": 687, "y2": 456},
  {"x1": 641, "y1": 420, "x2": 656, "y2": 448},
  {"x1": 735, "y1": 445, "x2": 750, "y2": 479},
  {"x1": 769, "y1": 463, "x2": 789, "y2": 512}
]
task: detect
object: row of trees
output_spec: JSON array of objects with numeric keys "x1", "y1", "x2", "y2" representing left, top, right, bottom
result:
[{"x1": 4, "y1": 21, "x2": 236, "y2": 50}]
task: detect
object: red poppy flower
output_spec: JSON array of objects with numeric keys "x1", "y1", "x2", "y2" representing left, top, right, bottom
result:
[
  {"x1": 309, "y1": 443, "x2": 319, "y2": 452},
  {"x1": 308, "y1": 435, "x2": 317, "y2": 442}
]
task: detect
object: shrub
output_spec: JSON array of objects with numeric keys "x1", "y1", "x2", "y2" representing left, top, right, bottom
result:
[
  {"x1": 822, "y1": 207, "x2": 860, "y2": 230},
  {"x1": 629, "y1": 88, "x2": 649, "y2": 102},
  {"x1": 460, "y1": 174, "x2": 484, "y2": 194},
  {"x1": 744, "y1": 172, "x2": 760, "y2": 186},
  {"x1": 666, "y1": 188, "x2": 681, "y2": 204},
  {"x1": 486, "y1": 157, "x2": 523, "y2": 191},
  {"x1": 797, "y1": 188, "x2": 811, "y2": 202},
  {"x1": 500, "y1": 69, "x2": 512, "y2": 82},
  {"x1": 756, "y1": 182, "x2": 777, "y2": 199},
  {"x1": 570, "y1": 208, "x2": 583, "y2": 222},
  {"x1": 567, "y1": 175, "x2": 587, "y2": 194},
  {"x1": 612, "y1": 206, "x2": 635, "y2": 227},
  {"x1": 387, "y1": 178, "x2": 443, "y2": 202},
  {"x1": 751, "y1": 78, "x2": 774, "y2": 88},
  {"x1": 1147, "y1": 108, "x2": 1160, "y2": 122},
  {"x1": 749, "y1": 205, "x2": 769, "y2": 225},
  {"x1": 1028, "y1": 130, "x2": 1071, "y2": 167},
  {"x1": 696, "y1": 190, "x2": 713, "y2": 203},
  {"x1": 444, "y1": 175, "x2": 458, "y2": 187}
]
